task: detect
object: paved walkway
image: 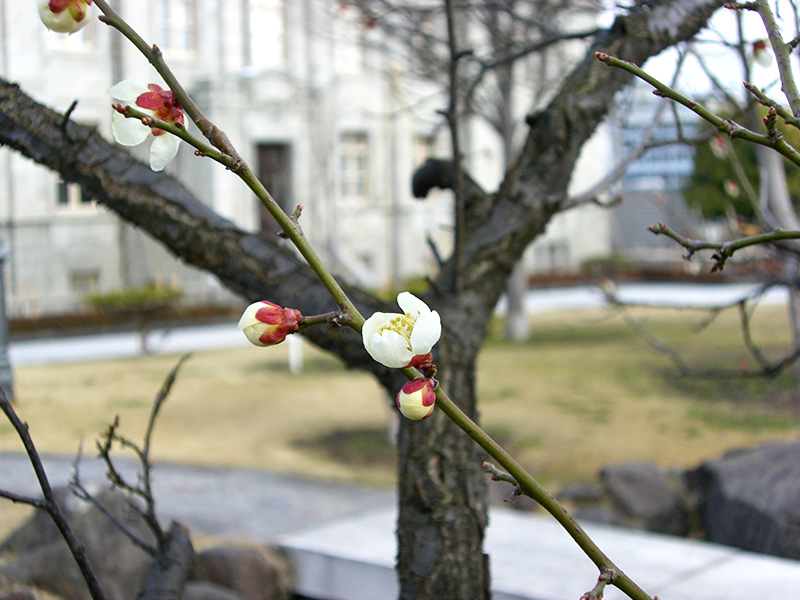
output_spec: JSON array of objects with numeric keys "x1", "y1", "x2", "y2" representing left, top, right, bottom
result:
[
  {"x1": 0, "y1": 452, "x2": 394, "y2": 543},
  {"x1": 3, "y1": 454, "x2": 799, "y2": 600}
]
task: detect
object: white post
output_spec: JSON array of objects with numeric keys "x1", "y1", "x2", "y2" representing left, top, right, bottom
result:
[{"x1": 288, "y1": 334, "x2": 303, "y2": 375}]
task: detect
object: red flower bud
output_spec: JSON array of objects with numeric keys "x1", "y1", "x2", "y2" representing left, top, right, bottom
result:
[
  {"x1": 237, "y1": 301, "x2": 303, "y2": 347},
  {"x1": 396, "y1": 378, "x2": 436, "y2": 420}
]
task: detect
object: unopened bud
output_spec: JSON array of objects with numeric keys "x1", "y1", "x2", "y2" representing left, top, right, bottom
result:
[
  {"x1": 237, "y1": 301, "x2": 302, "y2": 347},
  {"x1": 39, "y1": 0, "x2": 93, "y2": 34},
  {"x1": 396, "y1": 377, "x2": 436, "y2": 420}
]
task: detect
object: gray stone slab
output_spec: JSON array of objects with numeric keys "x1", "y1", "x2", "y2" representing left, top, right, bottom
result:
[{"x1": 279, "y1": 507, "x2": 800, "y2": 600}]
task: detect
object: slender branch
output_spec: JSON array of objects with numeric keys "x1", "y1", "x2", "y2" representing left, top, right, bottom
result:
[
  {"x1": 755, "y1": 0, "x2": 800, "y2": 117},
  {"x1": 414, "y1": 368, "x2": 653, "y2": 600},
  {"x1": 0, "y1": 488, "x2": 47, "y2": 508},
  {"x1": 444, "y1": 0, "x2": 466, "y2": 294},
  {"x1": 111, "y1": 104, "x2": 232, "y2": 167},
  {"x1": 94, "y1": 1, "x2": 366, "y2": 330},
  {"x1": 648, "y1": 221, "x2": 800, "y2": 271},
  {"x1": 70, "y1": 477, "x2": 157, "y2": 557},
  {"x1": 594, "y1": 52, "x2": 800, "y2": 170},
  {"x1": 602, "y1": 282, "x2": 800, "y2": 379},
  {"x1": 0, "y1": 389, "x2": 107, "y2": 600},
  {"x1": 565, "y1": 49, "x2": 689, "y2": 210},
  {"x1": 95, "y1": 354, "x2": 192, "y2": 550}
]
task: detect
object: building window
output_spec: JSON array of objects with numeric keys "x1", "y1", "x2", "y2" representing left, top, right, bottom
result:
[
  {"x1": 57, "y1": 182, "x2": 94, "y2": 210},
  {"x1": 247, "y1": 0, "x2": 286, "y2": 68},
  {"x1": 339, "y1": 132, "x2": 370, "y2": 202},
  {"x1": 70, "y1": 270, "x2": 99, "y2": 297},
  {"x1": 154, "y1": 0, "x2": 196, "y2": 54}
]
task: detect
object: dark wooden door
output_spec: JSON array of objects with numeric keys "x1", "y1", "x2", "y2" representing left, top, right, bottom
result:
[{"x1": 257, "y1": 143, "x2": 293, "y2": 236}]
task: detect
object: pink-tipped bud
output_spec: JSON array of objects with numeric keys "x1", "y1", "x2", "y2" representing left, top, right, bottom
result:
[
  {"x1": 39, "y1": 0, "x2": 93, "y2": 33},
  {"x1": 753, "y1": 39, "x2": 772, "y2": 67},
  {"x1": 237, "y1": 301, "x2": 303, "y2": 347},
  {"x1": 396, "y1": 378, "x2": 436, "y2": 420}
]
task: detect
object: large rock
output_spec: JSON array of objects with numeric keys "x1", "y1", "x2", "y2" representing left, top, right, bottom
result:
[
  {"x1": 192, "y1": 546, "x2": 290, "y2": 600},
  {"x1": 0, "y1": 486, "x2": 155, "y2": 600},
  {"x1": 686, "y1": 441, "x2": 800, "y2": 559},
  {"x1": 599, "y1": 461, "x2": 690, "y2": 536}
]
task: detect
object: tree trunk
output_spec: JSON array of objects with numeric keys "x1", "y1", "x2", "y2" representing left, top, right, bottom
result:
[{"x1": 396, "y1": 336, "x2": 488, "y2": 599}]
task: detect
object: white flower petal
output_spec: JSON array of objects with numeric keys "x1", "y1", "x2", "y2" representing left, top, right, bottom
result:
[
  {"x1": 397, "y1": 292, "x2": 430, "y2": 317},
  {"x1": 409, "y1": 310, "x2": 441, "y2": 355},
  {"x1": 366, "y1": 329, "x2": 412, "y2": 368},
  {"x1": 362, "y1": 311, "x2": 394, "y2": 340},
  {"x1": 111, "y1": 111, "x2": 151, "y2": 146},
  {"x1": 107, "y1": 80, "x2": 149, "y2": 103},
  {"x1": 149, "y1": 134, "x2": 180, "y2": 171},
  {"x1": 237, "y1": 302, "x2": 262, "y2": 330},
  {"x1": 241, "y1": 323, "x2": 269, "y2": 347}
]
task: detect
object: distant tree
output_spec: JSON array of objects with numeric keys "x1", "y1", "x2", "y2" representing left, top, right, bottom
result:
[{"x1": 685, "y1": 106, "x2": 800, "y2": 221}]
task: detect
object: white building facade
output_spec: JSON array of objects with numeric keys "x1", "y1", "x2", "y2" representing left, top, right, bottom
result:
[{"x1": 0, "y1": 1, "x2": 615, "y2": 317}]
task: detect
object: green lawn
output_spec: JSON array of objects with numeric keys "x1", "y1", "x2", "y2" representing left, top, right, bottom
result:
[{"x1": 3, "y1": 304, "x2": 799, "y2": 498}]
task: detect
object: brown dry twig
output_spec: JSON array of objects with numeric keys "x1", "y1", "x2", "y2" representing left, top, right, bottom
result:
[{"x1": 0, "y1": 389, "x2": 108, "y2": 600}]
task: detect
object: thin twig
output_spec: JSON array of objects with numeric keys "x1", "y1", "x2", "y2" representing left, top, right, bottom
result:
[
  {"x1": 648, "y1": 221, "x2": 800, "y2": 271},
  {"x1": 595, "y1": 52, "x2": 800, "y2": 170},
  {"x1": 0, "y1": 388, "x2": 107, "y2": 600}
]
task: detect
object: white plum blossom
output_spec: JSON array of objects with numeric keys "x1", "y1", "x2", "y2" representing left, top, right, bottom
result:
[
  {"x1": 107, "y1": 80, "x2": 184, "y2": 171},
  {"x1": 39, "y1": 0, "x2": 93, "y2": 34},
  {"x1": 362, "y1": 292, "x2": 441, "y2": 369}
]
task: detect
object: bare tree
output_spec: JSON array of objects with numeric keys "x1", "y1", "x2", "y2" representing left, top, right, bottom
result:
[
  {"x1": 598, "y1": 2, "x2": 800, "y2": 402},
  {"x1": 0, "y1": 1, "x2": 726, "y2": 598}
]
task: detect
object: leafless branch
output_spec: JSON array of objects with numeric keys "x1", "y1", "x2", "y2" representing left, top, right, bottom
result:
[
  {"x1": 602, "y1": 281, "x2": 800, "y2": 379},
  {"x1": 93, "y1": 354, "x2": 191, "y2": 550},
  {"x1": 0, "y1": 388, "x2": 107, "y2": 600}
]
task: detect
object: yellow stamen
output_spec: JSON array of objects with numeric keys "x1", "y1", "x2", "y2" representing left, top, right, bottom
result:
[{"x1": 379, "y1": 313, "x2": 417, "y2": 351}]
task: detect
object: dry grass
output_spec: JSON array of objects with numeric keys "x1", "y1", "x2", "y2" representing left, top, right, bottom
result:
[{"x1": 2, "y1": 304, "x2": 799, "y2": 539}]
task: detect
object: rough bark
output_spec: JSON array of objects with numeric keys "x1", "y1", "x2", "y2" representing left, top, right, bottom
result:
[
  {"x1": 401, "y1": 2, "x2": 727, "y2": 598},
  {"x1": 0, "y1": 2, "x2": 726, "y2": 598}
]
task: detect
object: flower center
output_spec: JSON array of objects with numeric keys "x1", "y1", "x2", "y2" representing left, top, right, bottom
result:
[{"x1": 380, "y1": 313, "x2": 416, "y2": 350}]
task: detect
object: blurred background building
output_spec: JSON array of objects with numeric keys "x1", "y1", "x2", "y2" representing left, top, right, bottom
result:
[{"x1": 0, "y1": 1, "x2": 694, "y2": 318}]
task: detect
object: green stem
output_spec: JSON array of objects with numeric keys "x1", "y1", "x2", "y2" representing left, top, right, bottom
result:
[
  {"x1": 94, "y1": 0, "x2": 240, "y2": 161},
  {"x1": 594, "y1": 52, "x2": 800, "y2": 169},
  {"x1": 414, "y1": 376, "x2": 653, "y2": 600},
  {"x1": 94, "y1": 5, "x2": 651, "y2": 597},
  {"x1": 755, "y1": 0, "x2": 800, "y2": 118},
  {"x1": 95, "y1": 1, "x2": 363, "y2": 328},
  {"x1": 113, "y1": 105, "x2": 230, "y2": 166}
]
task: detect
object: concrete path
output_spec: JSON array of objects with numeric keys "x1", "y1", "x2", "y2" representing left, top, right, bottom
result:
[
  {"x1": 3, "y1": 453, "x2": 799, "y2": 600},
  {"x1": 0, "y1": 452, "x2": 394, "y2": 544}
]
